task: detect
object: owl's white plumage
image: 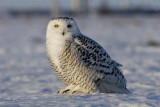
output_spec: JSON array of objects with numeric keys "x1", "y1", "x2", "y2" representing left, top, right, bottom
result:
[{"x1": 46, "y1": 17, "x2": 129, "y2": 94}]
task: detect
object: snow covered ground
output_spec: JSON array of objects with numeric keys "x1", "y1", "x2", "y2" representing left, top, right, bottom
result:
[{"x1": 0, "y1": 15, "x2": 160, "y2": 106}]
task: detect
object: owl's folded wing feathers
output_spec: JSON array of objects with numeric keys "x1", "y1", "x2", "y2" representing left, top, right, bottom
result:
[{"x1": 73, "y1": 35, "x2": 122, "y2": 71}]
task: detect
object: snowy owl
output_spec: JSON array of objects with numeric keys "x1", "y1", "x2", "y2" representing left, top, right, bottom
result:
[{"x1": 46, "y1": 17, "x2": 129, "y2": 94}]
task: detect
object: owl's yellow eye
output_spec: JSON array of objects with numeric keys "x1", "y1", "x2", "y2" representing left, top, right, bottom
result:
[{"x1": 54, "y1": 24, "x2": 59, "y2": 28}]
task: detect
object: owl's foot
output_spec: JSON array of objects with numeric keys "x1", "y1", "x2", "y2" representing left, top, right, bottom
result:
[
  {"x1": 57, "y1": 84, "x2": 75, "y2": 94},
  {"x1": 57, "y1": 84, "x2": 90, "y2": 95},
  {"x1": 71, "y1": 90, "x2": 85, "y2": 95},
  {"x1": 57, "y1": 89, "x2": 86, "y2": 95},
  {"x1": 57, "y1": 89, "x2": 70, "y2": 94}
]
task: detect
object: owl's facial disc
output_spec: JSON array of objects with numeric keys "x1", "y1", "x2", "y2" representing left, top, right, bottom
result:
[
  {"x1": 47, "y1": 17, "x2": 81, "y2": 41},
  {"x1": 52, "y1": 22, "x2": 73, "y2": 36}
]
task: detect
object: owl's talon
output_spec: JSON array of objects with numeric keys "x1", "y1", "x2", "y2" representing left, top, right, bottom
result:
[
  {"x1": 72, "y1": 91, "x2": 76, "y2": 94},
  {"x1": 58, "y1": 89, "x2": 70, "y2": 94},
  {"x1": 71, "y1": 90, "x2": 84, "y2": 95},
  {"x1": 62, "y1": 89, "x2": 70, "y2": 93}
]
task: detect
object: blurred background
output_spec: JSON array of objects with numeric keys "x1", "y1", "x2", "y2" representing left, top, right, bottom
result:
[
  {"x1": 1, "y1": 0, "x2": 160, "y2": 15},
  {"x1": 0, "y1": 0, "x2": 160, "y2": 106}
]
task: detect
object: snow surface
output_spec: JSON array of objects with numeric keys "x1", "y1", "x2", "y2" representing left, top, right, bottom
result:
[{"x1": 0, "y1": 15, "x2": 160, "y2": 107}]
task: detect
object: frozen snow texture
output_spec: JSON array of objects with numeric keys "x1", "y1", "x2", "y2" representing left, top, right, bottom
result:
[{"x1": 0, "y1": 15, "x2": 160, "y2": 106}]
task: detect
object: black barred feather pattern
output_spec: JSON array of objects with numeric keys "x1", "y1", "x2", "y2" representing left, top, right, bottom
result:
[{"x1": 74, "y1": 35, "x2": 122, "y2": 69}]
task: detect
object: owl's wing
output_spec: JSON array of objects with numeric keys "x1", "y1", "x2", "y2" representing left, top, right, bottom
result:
[{"x1": 73, "y1": 35, "x2": 122, "y2": 73}]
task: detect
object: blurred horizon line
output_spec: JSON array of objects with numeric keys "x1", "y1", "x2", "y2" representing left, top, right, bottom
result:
[{"x1": 1, "y1": 8, "x2": 160, "y2": 18}]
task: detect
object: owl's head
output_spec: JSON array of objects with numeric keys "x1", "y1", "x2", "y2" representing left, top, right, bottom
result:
[{"x1": 46, "y1": 17, "x2": 80, "y2": 43}]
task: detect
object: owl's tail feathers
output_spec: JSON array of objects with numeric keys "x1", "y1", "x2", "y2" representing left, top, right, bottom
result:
[
  {"x1": 125, "y1": 88, "x2": 131, "y2": 94},
  {"x1": 110, "y1": 60, "x2": 123, "y2": 68},
  {"x1": 99, "y1": 82, "x2": 130, "y2": 94}
]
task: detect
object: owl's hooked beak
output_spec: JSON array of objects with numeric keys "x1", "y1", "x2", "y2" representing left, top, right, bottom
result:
[
  {"x1": 62, "y1": 29, "x2": 69, "y2": 36},
  {"x1": 62, "y1": 31, "x2": 65, "y2": 35},
  {"x1": 62, "y1": 29, "x2": 66, "y2": 36}
]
